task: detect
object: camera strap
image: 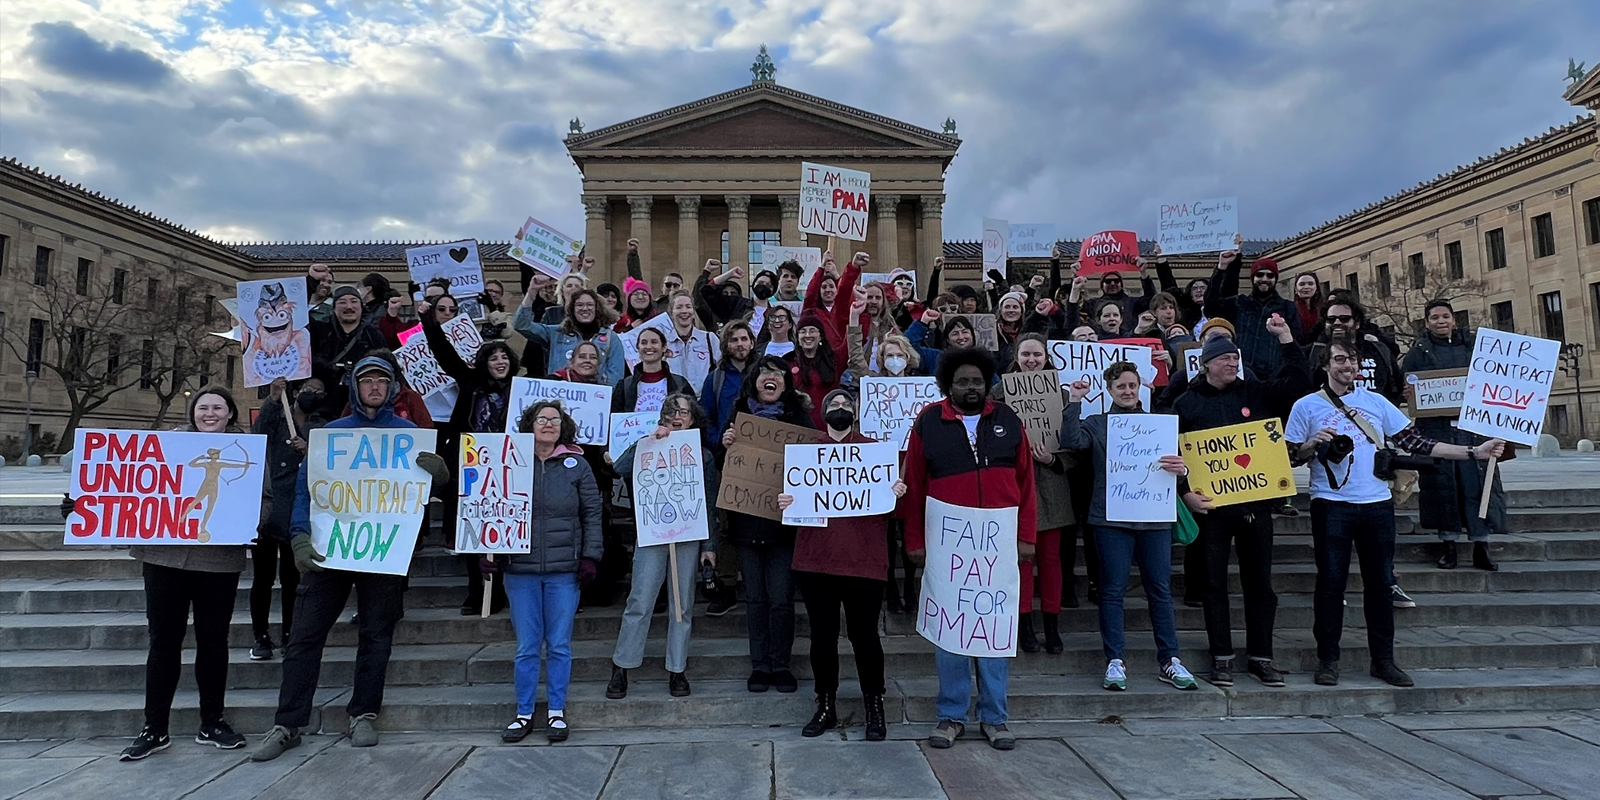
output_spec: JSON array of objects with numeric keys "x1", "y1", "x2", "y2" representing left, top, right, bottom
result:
[{"x1": 1319, "y1": 387, "x2": 1384, "y2": 448}]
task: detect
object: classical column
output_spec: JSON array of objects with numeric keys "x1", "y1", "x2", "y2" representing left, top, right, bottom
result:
[
  {"x1": 582, "y1": 194, "x2": 610, "y2": 283},
  {"x1": 919, "y1": 194, "x2": 945, "y2": 275},
  {"x1": 675, "y1": 195, "x2": 701, "y2": 280},
  {"x1": 779, "y1": 195, "x2": 801, "y2": 246},
  {"x1": 726, "y1": 194, "x2": 751, "y2": 285},
  {"x1": 627, "y1": 195, "x2": 654, "y2": 282},
  {"x1": 874, "y1": 194, "x2": 900, "y2": 271}
]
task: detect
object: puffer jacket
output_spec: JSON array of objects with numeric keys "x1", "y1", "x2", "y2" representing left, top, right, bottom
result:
[{"x1": 504, "y1": 443, "x2": 604, "y2": 574}]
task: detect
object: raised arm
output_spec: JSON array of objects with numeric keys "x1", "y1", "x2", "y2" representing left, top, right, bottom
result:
[{"x1": 419, "y1": 304, "x2": 476, "y2": 385}]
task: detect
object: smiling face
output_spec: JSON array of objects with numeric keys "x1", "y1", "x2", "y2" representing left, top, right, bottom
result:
[
  {"x1": 636, "y1": 329, "x2": 666, "y2": 364},
  {"x1": 1109, "y1": 368, "x2": 1141, "y2": 408},
  {"x1": 1204, "y1": 352, "x2": 1240, "y2": 385},
  {"x1": 797, "y1": 323, "x2": 822, "y2": 353},
  {"x1": 1016, "y1": 338, "x2": 1048, "y2": 372},
  {"x1": 947, "y1": 324, "x2": 975, "y2": 349},
  {"x1": 191, "y1": 392, "x2": 232, "y2": 432},
  {"x1": 1252, "y1": 269, "x2": 1278, "y2": 294},
  {"x1": 1326, "y1": 342, "x2": 1361, "y2": 387},
  {"x1": 570, "y1": 343, "x2": 599, "y2": 377},
  {"x1": 726, "y1": 328, "x2": 753, "y2": 363},
  {"x1": 1189, "y1": 280, "x2": 1208, "y2": 303},
  {"x1": 334, "y1": 294, "x2": 362, "y2": 324},
  {"x1": 1100, "y1": 274, "x2": 1124, "y2": 294},
  {"x1": 532, "y1": 407, "x2": 564, "y2": 446},
  {"x1": 572, "y1": 293, "x2": 597, "y2": 324},
  {"x1": 999, "y1": 297, "x2": 1023, "y2": 322},
  {"x1": 893, "y1": 276, "x2": 916, "y2": 301},
  {"x1": 661, "y1": 397, "x2": 695, "y2": 430},
  {"x1": 486, "y1": 348, "x2": 511, "y2": 380},
  {"x1": 670, "y1": 295, "x2": 695, "y2": 327},
  {"x1": 767, "y1": 308, "x2": 792, "y2": 339},
  {"x1": 629, "y1": 289, "x2": 652, "y2": 314},
  {"x1": 864, "y1": 284, "x2": 885, "y2": 315},
  {"x1": 1324, "y1": 303, "x2": 1355, "y2": 339},
  {"x1": 820, "y1": 277, "x2": 837, "y2": 306},
  {"x1": 755, "y1": 369, "x2": 785, "y2": 403},
  {"x1": 1426, "y1": 305, "x2": 1456, "y2": 338},
  {"x1": 1295, "y1": 274, "x2": 1319, "y2": 299}
]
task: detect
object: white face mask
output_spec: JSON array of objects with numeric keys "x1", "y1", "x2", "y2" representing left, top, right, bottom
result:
[{"x1": 883, "y1": 355, "x2": 908, "y2": 376}]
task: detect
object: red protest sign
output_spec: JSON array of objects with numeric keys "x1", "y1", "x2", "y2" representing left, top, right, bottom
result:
[
  {"x1": 1104, "y1": 337, "x2": 1170, "y2": 387},
  {"x1": 1078, "y1": 230, "x2": 1140, "y2": 276}
]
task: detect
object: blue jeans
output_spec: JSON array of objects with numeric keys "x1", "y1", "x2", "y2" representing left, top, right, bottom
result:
[
  {"x1": 1311, "y1": 499, "x2": 1396, "y2": 665},
  {"x1": 1094, "y1": 526, "x2": 1180, "y2": 665},
  {"x1": 934, "y1": 648, "x2": 1009, "y2": 725},
  {"x1": 504, "y1": 571, "x2": 581, "y2": 716}
]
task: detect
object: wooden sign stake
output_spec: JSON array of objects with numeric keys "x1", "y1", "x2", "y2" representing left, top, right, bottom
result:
[
  {"x1": 280, "y1": 393, "x2": 298, "y2": 440},
  {"x1": 481, "y1": 573, "x2": 493, "y2": 618},
  {"x1": 668, "y1": 545, "x2": 685, "y2": 623},
  {"x1": 1477, "y1": 455, "x2": 1498, "y2": 520}
]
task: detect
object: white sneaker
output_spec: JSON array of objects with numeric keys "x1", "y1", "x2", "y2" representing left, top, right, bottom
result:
[
  {"x1": 1161, "y1": 657, "x2": 1198, "y2": 690},
  {"x1": 1103, "y1": 659, "x2": 1127, "y2": 691}
]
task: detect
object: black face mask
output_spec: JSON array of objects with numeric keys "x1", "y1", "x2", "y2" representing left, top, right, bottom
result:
[
  {"x1": 752, "y1": 283, "x2": 775, "y2": 300},
  {"x1": 296, "y1": 392, "x2": 324, "y2": 411},
  {"x1": 824, "y1": 409, "x2": 855, "y2": 430}
]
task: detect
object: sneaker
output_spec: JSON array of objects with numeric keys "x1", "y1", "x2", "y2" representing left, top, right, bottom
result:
[
  {"x1": 1102, "y1": 659, "x2": 1127, "y2": 691},
  {"x1": 349, "y1": 713, "x2": 379, "y2": 747},
  {"x1": 771, "y1": 669, "x2": 799, "y2": 694},
  {"x1": 1370, "y1": 661, "x2": 1415, "y2": 687},
  {"x1": 1389, "y1": 584, "x2": 1417, "y2": 609},
  {"x1": 1313, "y1": 660, "x2": 1340, "y2": 686},
  {"x1": 250, "y1": 634, "x2": 275, "y2": 661},
  {"x1": 747, "y1": 670, "x2": 771, "y2": 693},
  {"x1": 1208, "y1": 658, "x2": 1234, "y2": 687},
  {"x1": 705, "y1": 593, "x2": 736, "y2": 617},
  {"x1": 249, "y1": 725, "x2": 301, "y2": 762},
  {"x1": 980, "y1": 722, "x2": 1016, "y2": 750},
  {"x1": 196, "y1": 719, "x2": 246, "y2": 749},
  {"x1": 928, "y1": 719, "x2": 963, "y2": 749},
  {"x1": 119, "y1": 728, "x2": 170, "y2": 761},
  {"x1": 1246, "y1": 660, "x2": 1286, "y2": 688},
  {"x1": 1161, "y1": 657, "x2": 1198, "y2": 690}
]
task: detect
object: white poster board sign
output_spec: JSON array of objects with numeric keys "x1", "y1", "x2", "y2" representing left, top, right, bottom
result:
[
  {"x1": 1157, "y1": 197, "x2": 1239, "y2": 255},
  {"x1": 406, "y1": 240, "x2": 485, "y2": 298},
  {"x1": 236, "y1": 278, "x2": 313, "y2": 387},
  {"x1": 394, "y1": 336, "x2": 454, "y2": 399},
  {"x1": 917, "y1": 497, "x2": 1019, "y2": 658},
  {"x1": 609, "y1": 412, "x2": 658, "y2": 461},
  {"x1": 760, "y1": 245, "x2": 823, "y2": 288},
  {"x1": 781, "y1": 441, "x2": 900, "y2": 525},
  {"x1": 65, "y1": 430, "x2": 267, "y2": 546},
  {"x1": 440, "y1": 313, "x2": 484, "y2": 362},
  {"x1": 506, "y1": 378, "x2": 612, "y2": 445},
  {"x1": 1048, "y1": 340, "x2": 1154, "y2": 417},
  {"x1": 799, "y1": 162, "x2": 870, "y2": 239},
  {"x1": 509, "y1": 216, "x2": 579, "y2": 280},
  {"x1": 632, "y1": 429, "x2": 710, "y2": 546},
  {"x1": 618, "y1": 314, "x2": 676, "y2": 370},
  {"x1": 1008, "y1": 223, "x2": 1056, "y2": 258},
  {"x1": 455, "y1": 432, "x2": 533, "y2": 554},
  {"x1": 1459, "y1": 329, "x2": 1560, "y2": 445},
  {"x1": 1105, "y1": 413, "x2": 1179, "y2": 523},
  {"x1": 982, "y1": 217, "x2": 1008, "y2": 278},
  {"x1": 859, "y1": 376, "x2": 942, "y2": 450},
  {"x1": 307, "y1": 428, "x2": 437, "y2": 575}
]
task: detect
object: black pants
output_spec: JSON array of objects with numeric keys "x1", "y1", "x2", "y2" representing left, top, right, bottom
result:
[
  {"x1": 1182, "y1": 540, "x2": 1207, "y2": 604},
  {"x1": 251, "y1": 539, "x2": 299, "y2": 640},
  {"x1": 274, "y1": 569, "x2": 405, "y2": 728},
  {"x1": 1061, "y1": 523, "x2": 1100, "y2": 601},
  {"x1": 798, "y1": 571, "x2": 885, "y2": 696},
  {"x1": 884, "y1": 519, "x2": 918, "y2": 608},
  {"x1": 1199, "y1": 510, "x2": 1277, "y2": 660},
  {"x1": 142, "y1": 562, "x2": 240, "y2": 734},
  {"x1": 1311, "y1": 498, "x2": 1397, "y2": 664},
  {"x1": 738, "y1": 541, "x2": 795, "y2": 672}
]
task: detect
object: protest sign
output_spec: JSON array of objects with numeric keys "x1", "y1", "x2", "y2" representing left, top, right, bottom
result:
[
  {"x1": 633, "y1": 430, "x2": 710, "y2": 546},
  {"x1": 1000, "y1": 369, "x2": 1065, "y2": 451},
  {"x1": 1407, "y1": 368, "x2": 1469, "y2": 418},
  {"x1": 1179, "y1": 419, "x2": 1295, "y2": 507},
  {"x1": 781, "y1": 441, "x2": 900, "y2": 524},
  {"x1": 506, "y1": 378, "x2": 612, "y2": 445},
  {"x1": 1104, "y1": 337, "x2": 1170, "y2": 387},
  {"x1": 66, "y1": 430, "x2": 267, "y2": 546},
  {"x1": 1008, "y1": 223, "x2": 1057, "y2": 258},
  {"x1": 509, "y1": 216, "x2": 580, "y2": 280},
  {"x1": 918, "y1": 497, "x2": 1019, "y2": 658},
  {"x1": 960, "y1": 314, "x2": 1000, "y2": 351},
  {"x1": 441, "y1": 313, "x2": 484, "y2": 362},
  {"x1": 618, "y1": 313, "x2": 675, "y2": 370},
  {"x1": 1179, "y1": 343, "x2": 1203, "y2": 379},
  {"x1": 307, "y1": 428, "x2": 438, "y2": 575},
  {"x1": 236, "y1": 278, "x2": 312, "y2": 387},
  {"x1": 1459, "y1": 329, "x2": 1559, "y2": 445},
  {"x1": 716, "y1": 413, "x2": 826, "y2": 523},
  {"x1": 454, "y1": 432, "x2": 533, "y2": 554},
  {"x1": 1048, "y1": 340, "x2": 1154, "y2": 416},
  {"x1": 859, "y1": 376, "x2": 942, "y2": 450},
  {"x1": 1157, "y1": 196, "x2": 1238, "y2": 255},
  {"x1": 982, "y1": 217, "x2": 1009, "y2": 277},
  {"x1": 1078, "y1": 230, "x2": 1140, "y2": 276},
  {"x1": 860, "y1": 272, "x2": 894, "y2": 286},
  {"x1": 394, "y1": 336, "x2": 455, "y2": 398},
  {"x1": 406, "y1": 240, "x2": 485, "y2": 298},
  {"x1": 799, "y1": 162, "x2": 870, "y2": 240},
  {"x1": 609, "y1": 412, "x2": 658, "y2": 461},
  {"x1": 760, "y1": 245, "x2": 823, "y2": 288},
  {"x1": 1105, "y1": 414, "x2": 1178, "y2": 523}
]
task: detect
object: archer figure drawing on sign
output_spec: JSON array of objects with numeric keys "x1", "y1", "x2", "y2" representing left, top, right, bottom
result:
[
  {"x1": 183, "y1": 447, "x2": 252, "y2": 543},
  {"x1": 242, "y1": 281, "x2": 312, "y2": 386}
]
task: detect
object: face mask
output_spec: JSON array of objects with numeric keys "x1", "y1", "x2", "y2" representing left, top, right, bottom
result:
[
  {"x1": 296, "y1": 392, "x2": 323, "y2": 411},
  {"x1": 883, "y1": 355, "x2": 908, "y2": 375},
  {"x1": 752, "y1": 283, "x2": 774, "y2": 300},
  {"x1": 824, "y1": 409, "x2": 855, "y2": 430}
]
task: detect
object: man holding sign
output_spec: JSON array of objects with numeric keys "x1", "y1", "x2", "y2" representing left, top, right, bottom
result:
[{"x1": 903, "y1": 348, "x2": 1035, "y2": 752}]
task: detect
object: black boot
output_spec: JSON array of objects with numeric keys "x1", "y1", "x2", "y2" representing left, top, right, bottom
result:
[
  {"x1": 801, "y1": 693, "x2": 837, "y2": 737},
  {"x1": 1472, "y1": 542, "x2": 1498, "y2": 572},
  {"x1": 605, "y1": 665, "x2": 628, "y2": 699},
  {"x1": 1018, "y1": 613, "x2": 1041, "y2": 653},
  {"x1": 864, "y1": 694, "x2": 887, "y2": 741},
  {"x1": 1436, "y1": 541, "x2": 1458, "y2": 570},
  {"x1": 1042, "y1": 613, "x2": 1064, "y2": 654}
]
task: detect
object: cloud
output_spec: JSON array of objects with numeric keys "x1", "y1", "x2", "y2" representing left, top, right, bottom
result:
[{"x1": 25, "y1": 22, "x2": 176, "y2": 88}]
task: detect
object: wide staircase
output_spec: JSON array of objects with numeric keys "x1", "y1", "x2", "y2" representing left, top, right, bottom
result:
[{"x1": 3, "y1": 487, "x2": 1599, "y2": 740}]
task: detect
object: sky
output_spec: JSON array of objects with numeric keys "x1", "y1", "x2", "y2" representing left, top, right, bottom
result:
[{"x1": 0, "y1": 0, "x2": 1595, "y2": 247}]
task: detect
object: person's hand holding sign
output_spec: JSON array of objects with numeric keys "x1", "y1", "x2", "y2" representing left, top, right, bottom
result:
[
  {"x1": 1183, "y1": 491, "x2": 1215, "y2": 515},
  {"x1": 1158, "y1": 454, "x2": 1188, "y2": 476},
  {"x1": 777, "y1": 494, "x2": 794, "y2": 510}
]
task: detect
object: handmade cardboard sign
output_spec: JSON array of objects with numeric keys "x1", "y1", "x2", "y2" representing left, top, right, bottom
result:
[
  {"x1": 982, "y1": 217, "x2": 1009, "y2": 277},
  {"x1": 1407, "y1": 368, "x2": 1469, "y2": 418},
  {"x1": 236, "y1": 278, "x2": 313, "y2": 387},
  {"x1": 1106, "y1": 414, "x2": 1179, "y2": 523},
  {"x1": 506, "y1": 378, "x2": 612, "y2": 445},
  {"x1": 609, "y1": 412, "x2": 658, "y2": 461},
  {"x1": 65, "y1": 430, "x2": 267, "y2": 546},
  {"x1": 1104, "y1": 337, "x2": 1170, "y2": 387},
  {"x1": 1048, "y1": 340, "x2": 1154, "y2": 416},
  {"x1": 394, "y1": 336, "x2": 455, "y2": 400},
  {"x1": 633, "y1": 429, "x2": 709, "y2": 546},
  {"x1": 1179, "y1": 419, "x2": 1295, "y2": 507},
  {"x1": 1001, "y1": 369, "x2": 1066, "y2": 451},
  {"x1": 799, "y1": 162, "x2": 870, "y2": 239},
  {"x1": 960, "y1": 314, "x2": 1000, "y2": 351},
  {"x1": 781, "y1": 441, "x2": 900, "y2": 524},
  {"x1": 406, "y1": 240, "x2": 485, "y2": 298},
  {"x1": 1156, "y1": 196, "x2": 1238, "y2": 255},
  {"x1": 1008, "y1": 223, "x2": 1057, "y2": 258},
  {"x1": 716, "y1": 413, "x2": 826, "y2": 522},
  {"x1": 859, "y1": 376, "x2": 942, "y2": 450},
  {"x1": 1459, "y1": 329, "x2": 1560, "y2": 445},
  {"x1": 1078, "y1": 230, "x2": 1140, "y2": 275},
  {"x1": 454, "y1": 432, "x2": 533, "y2": 554},
  {"x1": 1179, "y1": 343, "x2": 1203, "y2": 379},
  {"x1": 307, "y1": 428, "x2": 438, "y2": 575},
  {"x1": 509, "y1": 216, "x2": 580, "y2": 280},
  {"x1": 918, "y1": 497, "x2": 1019, "y2": 658}
]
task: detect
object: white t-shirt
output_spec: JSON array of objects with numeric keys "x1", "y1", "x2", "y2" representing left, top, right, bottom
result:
[
  {"x1": 763, "y1": 340, "x2": 795, "y2": 359},
  {"x1": 961, "y1": 414, "x2": 981, "y2": 451},
  {"x1": 634, "y1": 379, "x2": 668, "y2": 413},
  {"x1": 1285, "y1": 386, "x2": 1413, "y2": 504}
]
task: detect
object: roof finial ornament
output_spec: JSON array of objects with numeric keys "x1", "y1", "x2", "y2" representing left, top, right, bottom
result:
[
  {"x1": 568, "y1": 117, "x2": 584, "y2": 136},
  {"x1": 942, "y1": 117, "x2": 958, "y2": 137},
  {"x1": 1569, "y1": 58, "x2": 1589, "y2": 85},
  {"x1": 751, "y1": 44, "x2": 776, "y2": 85}
]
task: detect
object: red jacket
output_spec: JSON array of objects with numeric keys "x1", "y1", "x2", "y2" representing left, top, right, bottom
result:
[
  {"x1": 791, "y1": 430, "x2": 891, "y2": 580},
  {"x1": 902, "y1": 399, "x2": 1037, "y2": 553},
  {"x1": 802, "y1": 258, "x2": 861, "y2": 353}
]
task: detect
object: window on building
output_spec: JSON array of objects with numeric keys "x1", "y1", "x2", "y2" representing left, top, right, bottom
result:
[
  {"x1": 33, "y1": 246, "x2": 52, "y2": 285},
  {"x1": 1411, "y1": 318, "x2": 1426, "y2": 336},
  {"x1": 1585, "y1": 197, "x2": 1600, "y2": 246},
  {"x1": 140, "y1": 340, "x2": 156, "y2": 389},
  {"x1": 1445, "y1": 241, "x2": 1464, "y2": 280},
  {"x1": 226, "y1": 356, "x2": 236, "y2": 387},
  {"x1": 203, "y1": 294, "x2": 216, "y2": 326},
  {"x1": 1454, "y1": 309, "x2": 1470, "y2": 332},
  {"x1": 147, "y1": 277, "x2": 160, "y2": 305},
  {"x1": 1375, "y1": 263, "x2": 1391, "y2": 298},
  {"x1": 1593, "y1": 283, "x2": 1600, "y2": 346},
  {"x1": 107, "y1": 337, "x2": 122, "y2": 379},
  {"x1": 1408, "y1": 253, "x2": 1425, "y2": 289},
  {"x1": 75, "y1": 258, "x2": 93, "y2": 295},
  {"x1": 1345, "y1": 273, "x2": 1359, "y2": 297},
  {"x1": 1540, "y1": 291, "x2": 1565, "y2": 342},
  {"x1": 69, "y1": 326, "x2": 88, "y2": 379},
  {"x1": 176, "y1": 288, "x2": 191, "y2": 313},
  {"x1": 720, "y1": 230, "x2": 783, "y2": 268},
  {"x1": 112, "y1": 269, "x2": 126, "y2": 304},
  {"x1": 1320, "y1": 280, "x2": 1331, "y2": 297},
  {"x1": 1491, "y1": 301, "x2": 1515, "y2": 332},
  {"x1": 26, "y1": 318, "x2": 45, "y2": 373},
  {"x1": 1551, "y1": 404, "x2": 1571, "y2": 436},
  {"x1": 0, "y1": 233, "x2": 8, "y2": 276},
  {"x1": 1486, "y1": 228, "x2": 1507, "y2": 270},
  {"x1": 1532, "y1": 213, "x2": 1556, "y2": 258},
  {"x1": 199, "y1": 356, "x2": 212, "y2": 387}
]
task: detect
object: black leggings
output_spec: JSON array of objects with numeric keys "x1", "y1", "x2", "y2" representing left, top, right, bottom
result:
[
  {"x1": 143, "y1": 562, "x2": 239, "y2": 734},
  {"x1": 797, "y1": 571, "x2": 885, "y2": 696},
  {"x1": 251, "y1": 539, "x2": 298, "y2": 639}
]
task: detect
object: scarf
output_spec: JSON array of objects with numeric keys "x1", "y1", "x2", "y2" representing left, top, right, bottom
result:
[
  {"x1": 748, "y1": 399, "x2": 785, "y2": 419},
  {"x1": 471, "y1": 388, "x2": 508, "y2": 432}
]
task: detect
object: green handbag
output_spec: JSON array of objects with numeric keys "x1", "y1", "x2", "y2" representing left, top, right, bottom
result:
[{"x1": 1173, "y1": 496, "x2": 1199, "y2": 545}]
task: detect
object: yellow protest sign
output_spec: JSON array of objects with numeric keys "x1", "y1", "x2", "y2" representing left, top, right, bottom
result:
[{"x1": 1178, "y1": 419, "x2": 1295, "y2": 507}]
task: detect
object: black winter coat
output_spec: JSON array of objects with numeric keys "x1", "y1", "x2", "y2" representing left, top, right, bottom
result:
[
  {"x1": 1203, "y1": 254, "x2": 1303, "y2": 378},
  {"x1": 506, "y1": 447, "x2": 605, "y2": 574}
]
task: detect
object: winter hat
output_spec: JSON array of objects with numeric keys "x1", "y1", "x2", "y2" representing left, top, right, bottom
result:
[
  {"x1": 1200, "y1": 336, "x2": 1240, "y2": 364},
  {"x1": 1250, "y1": 257, "x2": 1280, "y2": 277},
  {"x1": 353, "y1": 355, "x2": 396, "y2": 379},
  {"x1": 623, "y1": 277, "x2": 651, "y2": 300},
  {"x1": 999, "y1": 291, "x2": 1028, "y2": 309},
  {"x1": 1199, "y1": 318, "x2": 1236, "y2": 341},
  {"x1": 822, "y1": 387, "x2": 855, "y2": 411},
  {"x1": 332, "y1": 285, "x2": 362, "y2": 303},
  {"x1": 797, "y1": 310, "x2": 827, "y2": 334}
]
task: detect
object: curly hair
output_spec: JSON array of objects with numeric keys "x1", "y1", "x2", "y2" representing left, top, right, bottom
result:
[
  {"x1": 1103, "y1": 360, "x2": 1141, "y2": 386},
  {"x1": 473, "y1": 340, "x2": 521, "y2": 383},
  {"x1": 935, "y1": 347, "x2": 996, "y2": 395},
  {"x1": 735, "y1": 355, "x2": 811, "y2": 416},
  {"x1": 558, "y1": 288, "x2": 619, "y2": 336},
  {"x1": 658, "y1": 392, "x2": 708, "y2": 430},
  {"x1": 516, "y1": 400, "x2": 578, "y2": 444}
]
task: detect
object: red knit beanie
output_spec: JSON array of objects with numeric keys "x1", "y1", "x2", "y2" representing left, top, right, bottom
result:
[{"x1": 1251, "y1": 257, "x2": 1279, "y2": 277}]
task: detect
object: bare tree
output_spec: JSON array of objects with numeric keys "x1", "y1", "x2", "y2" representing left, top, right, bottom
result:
[{"x1": 1359, "y1": 263, "x2": 1489, "y2": 351}]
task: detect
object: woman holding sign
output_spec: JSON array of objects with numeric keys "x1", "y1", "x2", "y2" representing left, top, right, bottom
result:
[
  {"x1": 515, "y1": 287, "x2": 627, "y2": 387},
  {"x1": 1062, "y1": 364, "x2": 1197, "y2": 692}
]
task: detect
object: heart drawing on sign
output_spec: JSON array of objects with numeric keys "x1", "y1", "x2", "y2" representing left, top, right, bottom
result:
[
  {"x1": 1234, "y1": 453, "x2": 1251, "y2": 469},
  {"x1": 449, "y1": 247, "x2": 469, "y2": 263}
]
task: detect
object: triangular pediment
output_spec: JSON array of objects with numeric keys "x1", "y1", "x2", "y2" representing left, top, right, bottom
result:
[{"x1": 1567, "y1": 62, "x2": 1600, "y2": 111}]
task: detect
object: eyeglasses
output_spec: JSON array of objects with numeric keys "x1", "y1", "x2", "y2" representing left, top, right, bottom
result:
[
  {"x1": 532, "y1": 417, "x2": 562, "y2": 427},
  {"x1": 1330, "y1": 355, "x2": 1358, "y2": 365},
  {"x1": 1325, "y1": 314, "x2": 1354, "y2": 324},
  {"x1": 663, "y1": 282, "x2": 682, "y2": 290},
  {"x1": 663, "y1": 407, "x2": 693, "y2": 419},
  {"x1": 357, "y1": 376, "x2": 391, "y2": 387}
]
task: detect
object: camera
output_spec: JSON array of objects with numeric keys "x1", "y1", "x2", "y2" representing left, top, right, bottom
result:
[
  {"x1": 698, "y1": 561, "x2": 719, "y2": 594},
  {"x1": 1315, "y1": 433, "x2": 1356, "y2": 464}
]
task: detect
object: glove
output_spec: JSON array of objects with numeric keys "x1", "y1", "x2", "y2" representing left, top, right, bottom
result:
[
  {"x1": 415, "y1": 451, "x2": 450, "y2": 483},
  {"x1": 60, "y1": 494, "x2": 76, "y2": 520},
  {"x1": 479, "y1": 556, "x2": 502, "y2": 578},
  {"x1": 290, "y1": 534, "x2": 326, "y2": 573},
  {"x1": 577, "y1": 558, "x2": 599, "y2": 587}
]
